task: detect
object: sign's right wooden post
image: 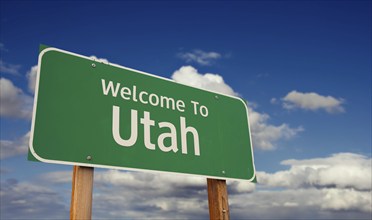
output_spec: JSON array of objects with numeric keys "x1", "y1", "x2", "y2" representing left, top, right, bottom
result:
[{"x1": 207, "y1": 178, "x2": 230, "y2": 220}]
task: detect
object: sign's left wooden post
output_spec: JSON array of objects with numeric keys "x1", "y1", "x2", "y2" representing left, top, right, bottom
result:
[{"x1": 70, "y1": 165, "x2": 94, "y2": 220}]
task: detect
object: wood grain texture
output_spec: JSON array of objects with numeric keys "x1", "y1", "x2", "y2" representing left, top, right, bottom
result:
[
  {"x1": 207, "y1": 178, "x2": 230, "y2": 220},
  {"x1": 70, "y1": 166, "x2": 94, "y2": 220}
]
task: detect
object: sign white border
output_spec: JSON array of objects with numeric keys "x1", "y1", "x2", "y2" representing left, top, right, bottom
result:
[{"x1": 29, "y1": 47, "x2": 256, "y2": 182}]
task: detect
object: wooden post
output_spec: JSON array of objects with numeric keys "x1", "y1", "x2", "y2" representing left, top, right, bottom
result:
[
  {"x1": 70, "y1": 166, "x2": 94, "y2": 220},
  {"x1": 207, "y1": 178, "x2": 230, "y2": 220}
]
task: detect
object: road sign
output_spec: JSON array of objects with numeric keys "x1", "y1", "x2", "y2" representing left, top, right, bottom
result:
[{"x1": 29, "y1": 46, "x2": 256, "y2": 181}]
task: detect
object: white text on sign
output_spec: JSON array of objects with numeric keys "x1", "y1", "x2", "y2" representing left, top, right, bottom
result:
[{"x1": 101, "y1": 79, "x2": 205, "y2": 156}]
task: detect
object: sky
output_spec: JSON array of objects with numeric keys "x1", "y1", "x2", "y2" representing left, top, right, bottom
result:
[{"x1": 0, "y1": 0, "x2": 371, "y2": 219}]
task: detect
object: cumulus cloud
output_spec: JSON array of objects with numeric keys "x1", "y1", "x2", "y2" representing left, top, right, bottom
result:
[
  {"x1": 0, "y1": 179, "x2": 69, "y2": 219},
  {"x1": 270, "y1": 97, "x2": 278, "y2": 104},
  {"x1": 321, "y1": 188, "x2": 371, "y2": 212},
  {"x1": 43, "y1": 169, "x2": 206, "y2": 189},
  {"x1": 178, "y1": 49, "x2": 221, "y2": 66},
  {"x1": 26, "y1": 65, "x2": 38, "y2": 94},
  {"x1": 37, "y1": 152, "x2": 371, "y2": 219},
  {"x1": 42, "y1": 170, "x2": 209, "y2": 219},
  {"x1": 40, "y1": 169, "x2": 255, "y2": 218},
  {"x1": 230, "y1": 188, "x2": 371, "y2": 219},
  {"x1": 258, "y1": 153, "x2": 371, "y2": 191},
  {"x1": 90, "y1": 55, "x2": 109, "y2": 64},
  {"x1": 172, "y1": 66, "x2": 237, "y2": 96},
  {"x1": 0, "y1": 78, "x2": 33, "y2": 119},
  {"x1": 281, "y1": 90, "x2": 345, "y2": 113},
  {"x1": 228, "y1": 180, "x2": 256, "y2": 194},
  {"x1": 0, "y1": 60, "x2": 21, "y2": 75},
  {"x1": 0, "y1": 132, "x2": 30, "y2": 159},
  {"x1": 248, "y1": 106, "x2": 303, "y2": 150},
  {"x1": 230, "y1": 152, "x2": 372, "y2": 218},
  {"x1": 41, "y1": 170, "x2": 255, "y2": 219},
  {"x1": 39, "y1": 171, "x2": 72, "y2": 183},
  {"x1": 42, "y1": 169, "x2": 255, "y2": 195}
]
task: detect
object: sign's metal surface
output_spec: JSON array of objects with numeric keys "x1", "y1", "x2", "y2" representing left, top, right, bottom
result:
[{"x1": 29, "y1": 47, "x2": 256, "y2": 181}]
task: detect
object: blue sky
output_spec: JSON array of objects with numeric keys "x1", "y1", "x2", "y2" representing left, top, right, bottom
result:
[{"x1": 1, "y1": 0, "x2": 371, "y2": 219}]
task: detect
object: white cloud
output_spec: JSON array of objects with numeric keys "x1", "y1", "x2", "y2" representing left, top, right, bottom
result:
[
  {"x1": 321, "y1": 188, "x2": 371, "y2": 212},
  {"x1": 270, "y1": 97, "x2": 278, "y2": 104},
  {"x1": 258, "y1": 153, "x2": 371, "y2": 191},
  {"x1": 90, "y1": 55, "x2": 109, "y2": 64},
  {"x1": 0, "y1": 60, "x2": 21, "y2": 75},
  {"x1": 43, "y1": 169, "x2": 206, "y2": 189},
  {"x1": 178, "y1": 50, "x2": 221, "y2": 66},
  {"x1": 0, "y1": 179, "x2": 69, "y2": 219},
  {"x1": 62, "y1": 170, "x2": 252, "y2": 219},
  {"x1": 172, "y1": 66, "x2": 237, "y2": 96},
  {"x1": 26, "y1": 65, "x2": 38, "y2": 94},
  {"x1": 230, "y1": 188, "x2": 371, "y2": 219},
  {"x1": 39, "y1": 171, "x2": 72, "y2": 183},
  {"x1": 281, "y1": 90, "x2": 345, "y2": 113},
  {"x1": 37, "y1": 152, "x2": 371, "y2": 219},
  {"x1": 0, "y1": 78, "x2": 33, "y2": 119},
  {"x1": 0, "y1": 132, "x2": 30, "y2": 159},
  {"x1": 171, "y1": 66, "x2": 303, "y2": 150},
  {"x1": 42, "y1": 169, "x2": 255, "y2": 195},
  {"x1": 228, "y1": 180, "x2": 256, "y2": 194},
  {"x1": 230, "y1": 152, "x2": 372, "y2": 217},
  {"x1": 248, "y1": 106, "x2": 303, "y2": 150},
  {"x1": 42, "y1": 170, "x2": 210, "y2": 219}
]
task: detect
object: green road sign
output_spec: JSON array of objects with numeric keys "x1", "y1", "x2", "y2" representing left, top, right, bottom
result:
[{"x1": 29, "y1": 46, "x2": 256, "y2": 181}]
